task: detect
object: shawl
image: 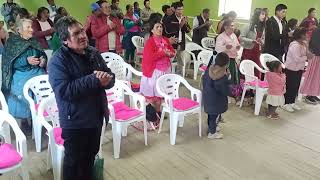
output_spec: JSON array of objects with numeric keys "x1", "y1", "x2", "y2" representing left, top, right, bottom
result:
[{"x1": 1, "y1": 34, "x2": 43, "y2": 93}]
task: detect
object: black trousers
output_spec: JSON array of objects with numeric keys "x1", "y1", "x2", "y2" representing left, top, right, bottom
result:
[
  {"x1": 268, "y1": 104, "x2": 277, "y2": 114},
  {"x1": 62, "y1": 127, "x2": 102, "y2": 180},
  {"x1": 284, "y1": 69, "x2": 303, "y2": 104}
]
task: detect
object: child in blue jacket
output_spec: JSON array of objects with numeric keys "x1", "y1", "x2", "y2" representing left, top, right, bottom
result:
[{"x1": 202, "y1": 52, "x2": 231, "y2": 139}]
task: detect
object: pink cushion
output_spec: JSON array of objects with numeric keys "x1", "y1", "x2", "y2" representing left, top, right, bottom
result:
[
  {"x1": 0, "y1": 143, "x2": 22, "y2": 169},
  {"x1": 112, "y1": 102, "x2": 142, "y2": 121},
  {"x1": 35, "y1": 104, "x2": 49, "y2": 117},
  {"x1": 246, "y1": 80, "x2": 269, "y2": 88},
  {"x1": 53, "y1": 128, "x2": 64, "y2": 145},
  {"x1": 199, "y1": 65, "x2": 207, "y2": 71},
  {"x1": 173, "y1": 98, "x2": 199, "y2": 111}
]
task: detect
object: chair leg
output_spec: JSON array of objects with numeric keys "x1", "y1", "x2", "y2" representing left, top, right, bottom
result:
[
  {"x1": 56, "y1": 149, "x2": 64, "y2": 180},
  {"x1": 20, "y1": 164, "x2": 29, "y2": 180},
  {"x1": 254, "y1": 88, "x2": 264, "y2": 116},
  {"x1": 170, "y1": 113, "x2": 179, "y2": 145},
  {"x1": 143, "y1": 119, "x2": 148, "y2": 146},
  {"x1": 46, "y1": 141, "x2": 51, "y2": 170},
  {"x1": 193, "y1": 64, "x2": 199, "y2": 80},
  {"x1": 158, "y1": 110, "x2": 166, "y2": 134},
  {"x1": 34, "y1": 122, "x2": 42, "y2": 152},
  {"x1": 198, "y1": 111, "x2": 202, "y2": 137},
  {"x1": 178, "y1": 115, "x2": 184, "y2": 127},
  {"x1": 182, "y1": 65, "x2": 186, "y2": 77},
  {"x1": 112, "y1": 122, "x2": 122, "y2": 159},
  {"x1": 121, "y1": 124, "x2": 128, "y2": 137},
  {"x1": 239, "y1": 86, "x2": 248, "y2": 108},
  {"x1": 199, "y1": 73, "x2": 204, "y2": 88},
  {"x1": 98, "y1": 121, "x2": 106, "y2": 157}
]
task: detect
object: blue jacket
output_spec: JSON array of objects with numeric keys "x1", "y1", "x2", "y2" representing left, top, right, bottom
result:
[
  {"x1": 48, "y1": 45, "x2": 115, "y2": 129},
  {"x1": 202, "y1": 63, "x2": 231, "y2": 115}
]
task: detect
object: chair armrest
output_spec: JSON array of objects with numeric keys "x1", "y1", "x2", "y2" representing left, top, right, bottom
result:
[
  {"x1": 23, "y1": 85, "x2": 37, "y2": 117},
  {"x1": 10, "y1": 120, "x2": 28, "y2": 160},
  {"x1": 127, "y1": 64, "x2": 143, "y2": 77},
  {"x1": 181, "y1": 78, "x2": 202, "y2": 103},
  {"x1": 131, "y1": 93, "x2": 146, "y2": 113}
]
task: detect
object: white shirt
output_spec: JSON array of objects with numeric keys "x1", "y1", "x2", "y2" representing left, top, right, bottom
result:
[
  {"x1": 177, "y1": 15, "x2": 182, "y2": 43},
  {"x1": 107, "y1": 17, "x2": 116, "y2": 50},
  {"x1": 273, "y1": 15, "x2": 283, "y2": 34},
  {"x1": 47, "y1": 4, "x2": 58, "y2": 22},
  {"x1": 38, "y1": 20, "x2": 52, "y2": 40},
  {"x1": 192, "y1": 15, "x2": 206, "y2": 29}
]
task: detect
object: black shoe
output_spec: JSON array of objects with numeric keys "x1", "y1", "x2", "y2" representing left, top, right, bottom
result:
[
  {"x1": 21, "y1": 121, "x2": 32, "y2": 137},
  {"x1": 305, "y1": 96, "x2": 318, "y2": 105}
]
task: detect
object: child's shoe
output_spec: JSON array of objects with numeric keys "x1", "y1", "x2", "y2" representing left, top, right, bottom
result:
[
  {"x1": 282, "y1": 104, "x2": 294, "y2": 112},
  {"x1": 291, "y1": 103, "x2": 301, "y2": 110},
  {"x1": 208, "y1": 132, "x2": 223, "y2": 139},
  {"x1": 267, "y1": 113, "x2": 279, "y2": 120}
]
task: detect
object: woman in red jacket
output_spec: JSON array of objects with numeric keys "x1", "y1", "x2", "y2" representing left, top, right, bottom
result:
[
  {"x1": 140, "y1": 14, "x2": 175, "y2": 113},
  {"x1": 91, "y1": 1, "x2": 124, "y2": 53},
  {"x1": 32, "y1": 7, "x2": 54, "y2": 49}
]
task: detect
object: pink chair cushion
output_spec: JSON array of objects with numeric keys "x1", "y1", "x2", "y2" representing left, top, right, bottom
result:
[
  {"x1": 35, "y1": 104, "x2": 49, "y2": 117},
  {"x1": 0, "y1": 143, "x2": 22, "y2": 169},
  {"x1": 199, "y1": 65, "x2": 208, "y2": 72},
  {"x1": 173, "y1": 98, "x2": 199, "y2": 111},
  {"x1": 53, "y1": 128, "x2": 64, "y2": 145},
  {"x1": 246, "y1": 80, "x2": 269, "y2": 88},
  {"x1": 112, "y1": 102, "x2": 143, "y2": 121}
]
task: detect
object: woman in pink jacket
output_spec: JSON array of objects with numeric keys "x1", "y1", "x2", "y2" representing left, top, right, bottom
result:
[
  {"x1": 265, "y1": 61, "x2": 286, "y2": 119},
  {"x1": 283, "y1": 28, "x2": 312, "y2": 112}
]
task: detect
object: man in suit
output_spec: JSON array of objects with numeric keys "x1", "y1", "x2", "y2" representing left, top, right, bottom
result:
[
  {"x1": 192, "y1": 8, "x2": 212, "y2": 45},
  {"x1": 264, "y1": 4, "x2": 287, "y2": 61},
  {"x1": 163, "y1": 1, "x2": 191, "y2": 74}
]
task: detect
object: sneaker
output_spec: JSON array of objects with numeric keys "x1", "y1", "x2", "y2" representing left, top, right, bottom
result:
[
  {"x1": 216, "y1": 125, "x2": 221, "y2": 132},
  {"x1": 305, "y1": 96, "x2": 318, "y2": 105},
  {"x1": 291, "y1": 103, "x2": 301, "y2": 110},
  {"x1": 208, "y1": 132, "x2": 223, "y2": 139},
  {"x1": 282, "y1": 104, "x2": 294, "y2": 112},
  {"x1": 267, "y1": 113, "x2": 279, "y2": 120},
  {"x1": 313, "y1": 96, "x2": 320, "y2": 102}
]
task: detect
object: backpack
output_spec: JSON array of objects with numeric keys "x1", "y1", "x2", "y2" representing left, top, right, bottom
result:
[{"x1": 146, "y1": 104, "x2": 157, "y2": 122}]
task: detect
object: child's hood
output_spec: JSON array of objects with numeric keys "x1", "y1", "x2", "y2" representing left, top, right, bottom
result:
[{"x1": 209, "y1": 65, "x2": 226, "y2": 80}]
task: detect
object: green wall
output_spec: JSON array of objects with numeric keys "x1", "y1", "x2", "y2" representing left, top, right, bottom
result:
[
  {"x1": 183, "y1": 0, "x2": 320, "y2": 22},
  {"x1": 0, "y1": 0, "x2": 174, "y2": 23}
]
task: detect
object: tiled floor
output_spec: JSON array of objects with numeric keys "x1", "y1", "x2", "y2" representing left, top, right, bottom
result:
[{"x1": 2, "y1": 78, "x2": 320, "y2": 180}]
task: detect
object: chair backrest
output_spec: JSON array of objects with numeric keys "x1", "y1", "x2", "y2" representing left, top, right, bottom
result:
[
  {"x1": 105, "y1": 80, "x2": 126, "y2": 104},
  {"x1": 156, "y1": 74, "x2": 182, "y2": 99},
  {"x1": 0, "y1": 90, "x2": 8, "y2": 112},
  {"x1": 0, "y1": 110, "x2": 27, "y2": 153},
  {"x1": 260, "y1": 53, "x2": 284, "y2": 70},
  {"x1": 239, "y1": 60, "x2": 259, "y2": 82},
  {"x1": 185, "y1": 42, "x2": 205, "y2": 53},
  {"x1": 23, "y1": 75, "x2": 53, "y2": 115},
  {"x1": 132, "y1": 36, "x2": 145, "y2": 53},
  {"x1": 201, "y1": 37, "x2": 215, "y2": 50},
  {"x1": 101, "y1": 52, "x2": 124, "y2": 64},
  {"x1": 45, "y1": 49, "x2": 53, "y2": 63},
  {"x1": 38, "y1": 94, "x2": 60, "y2": 128},
  {"x1": 185, "y1": 34, "x2": 192, "y2": 42},
  {"x1": 107, "y1": 60, "x2": 131, "y2": 81},
  {"x1": 197, "y1": 50, "x2": 214, "y2": 66}
]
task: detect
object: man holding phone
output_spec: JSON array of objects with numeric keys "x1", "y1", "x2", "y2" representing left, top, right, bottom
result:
[
  {"x1": 48, "y1": 16, "x2": 115, "y2": 180},
  {"x1": 163, "y1": 1, "x2": 191, "y2": 75}
]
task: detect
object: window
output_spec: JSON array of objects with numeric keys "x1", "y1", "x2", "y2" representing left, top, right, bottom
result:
[{"x1": 218, "y1": 0, "x2": 252, "y2": 20}]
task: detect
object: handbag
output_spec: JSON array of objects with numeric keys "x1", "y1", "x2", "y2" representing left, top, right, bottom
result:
[{"x1": 92, "y1": 155, "x2": 104, "y2": 180}]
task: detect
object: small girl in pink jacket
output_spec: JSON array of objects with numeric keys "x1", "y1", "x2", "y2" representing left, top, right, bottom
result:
[{"x1": 265, "y1": 61, "x2": 286, "y2": 119}]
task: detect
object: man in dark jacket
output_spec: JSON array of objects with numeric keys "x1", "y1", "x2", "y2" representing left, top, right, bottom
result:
[
  {"x1": 48, "y1": 16, "x2": 115, "y2": 180},
  {"x1": 203, "y1": 52, "x2": 231, "y2": 139},
  {"x1": 264, "y1": 4, "x2": 287, "y2": 61},
  {"x1": 192, "y1": 8, "x2": 212, "y2": 45},
  {"x1": 163, "y1": 1, "x2": 190, "y2": 74}
]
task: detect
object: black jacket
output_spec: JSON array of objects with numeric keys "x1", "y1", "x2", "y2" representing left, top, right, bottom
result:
[
  {"x1": 48, "y1": 45, "x2": 115, "y2": 129},
  {"x1": 192, "y1": 15, "x2": 209, "y2": 45},
  {"x1": 163, "y1": 14, "x2": 191, "y2": 50},
  {"x1": 264, "y1": 16, "x2": 287, "y2": 60}
]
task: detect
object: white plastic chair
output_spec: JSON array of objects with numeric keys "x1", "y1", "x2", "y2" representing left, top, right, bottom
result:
[
  {"x1": 107, "y1": 60, "x2": 142, "y2": 88},
  {"x1": 0, "y1": 90, "x2": 8, "y2": 112},
  {"x1": 101, "y1": 52, "x2": 124, "y2": 64},
  {"x1": 156, "y1": 74, "x2": 202, "y2": 145},
  {"x1": 45, "y1": 49, "x2": 53, "y2": 63},
  {"x1": 0, "y1": 110, "x2": 29, "y2": 180},
  {"x1": 184, "y1": 42, "x2": 206, "y2": 80},
  {"x1": 239, "y1": 60, "x2": 268, "y2": 116},
  {"x1": 131, "y1": 36, "x2": 145, "y2": 66},
  {"x1": 201, "y1": 37, "x2": 215, "y2": 51},
  {"x1": 260, "y1": 53, "x2": 285, "y2": 71},
  {"x1": 106, "y1": 80, "x2": 147, "y2": 158},
  {"x1": 36, "y1": 94, "x2": 63, "y2": 180},
  {"x1": 23, "y1": 74, "x2": 53, "y2": 152},
  {"x1": 197, "y1": 50, "x2": 214, "y2": 86},
  {"x1": 185, "y1": 34, "x2": 192, "y2": 42}
]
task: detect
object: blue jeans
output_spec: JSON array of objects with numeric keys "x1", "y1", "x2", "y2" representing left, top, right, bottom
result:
[{"x1": 207, "y1": 114, "x2": 221, "y2": 134}]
